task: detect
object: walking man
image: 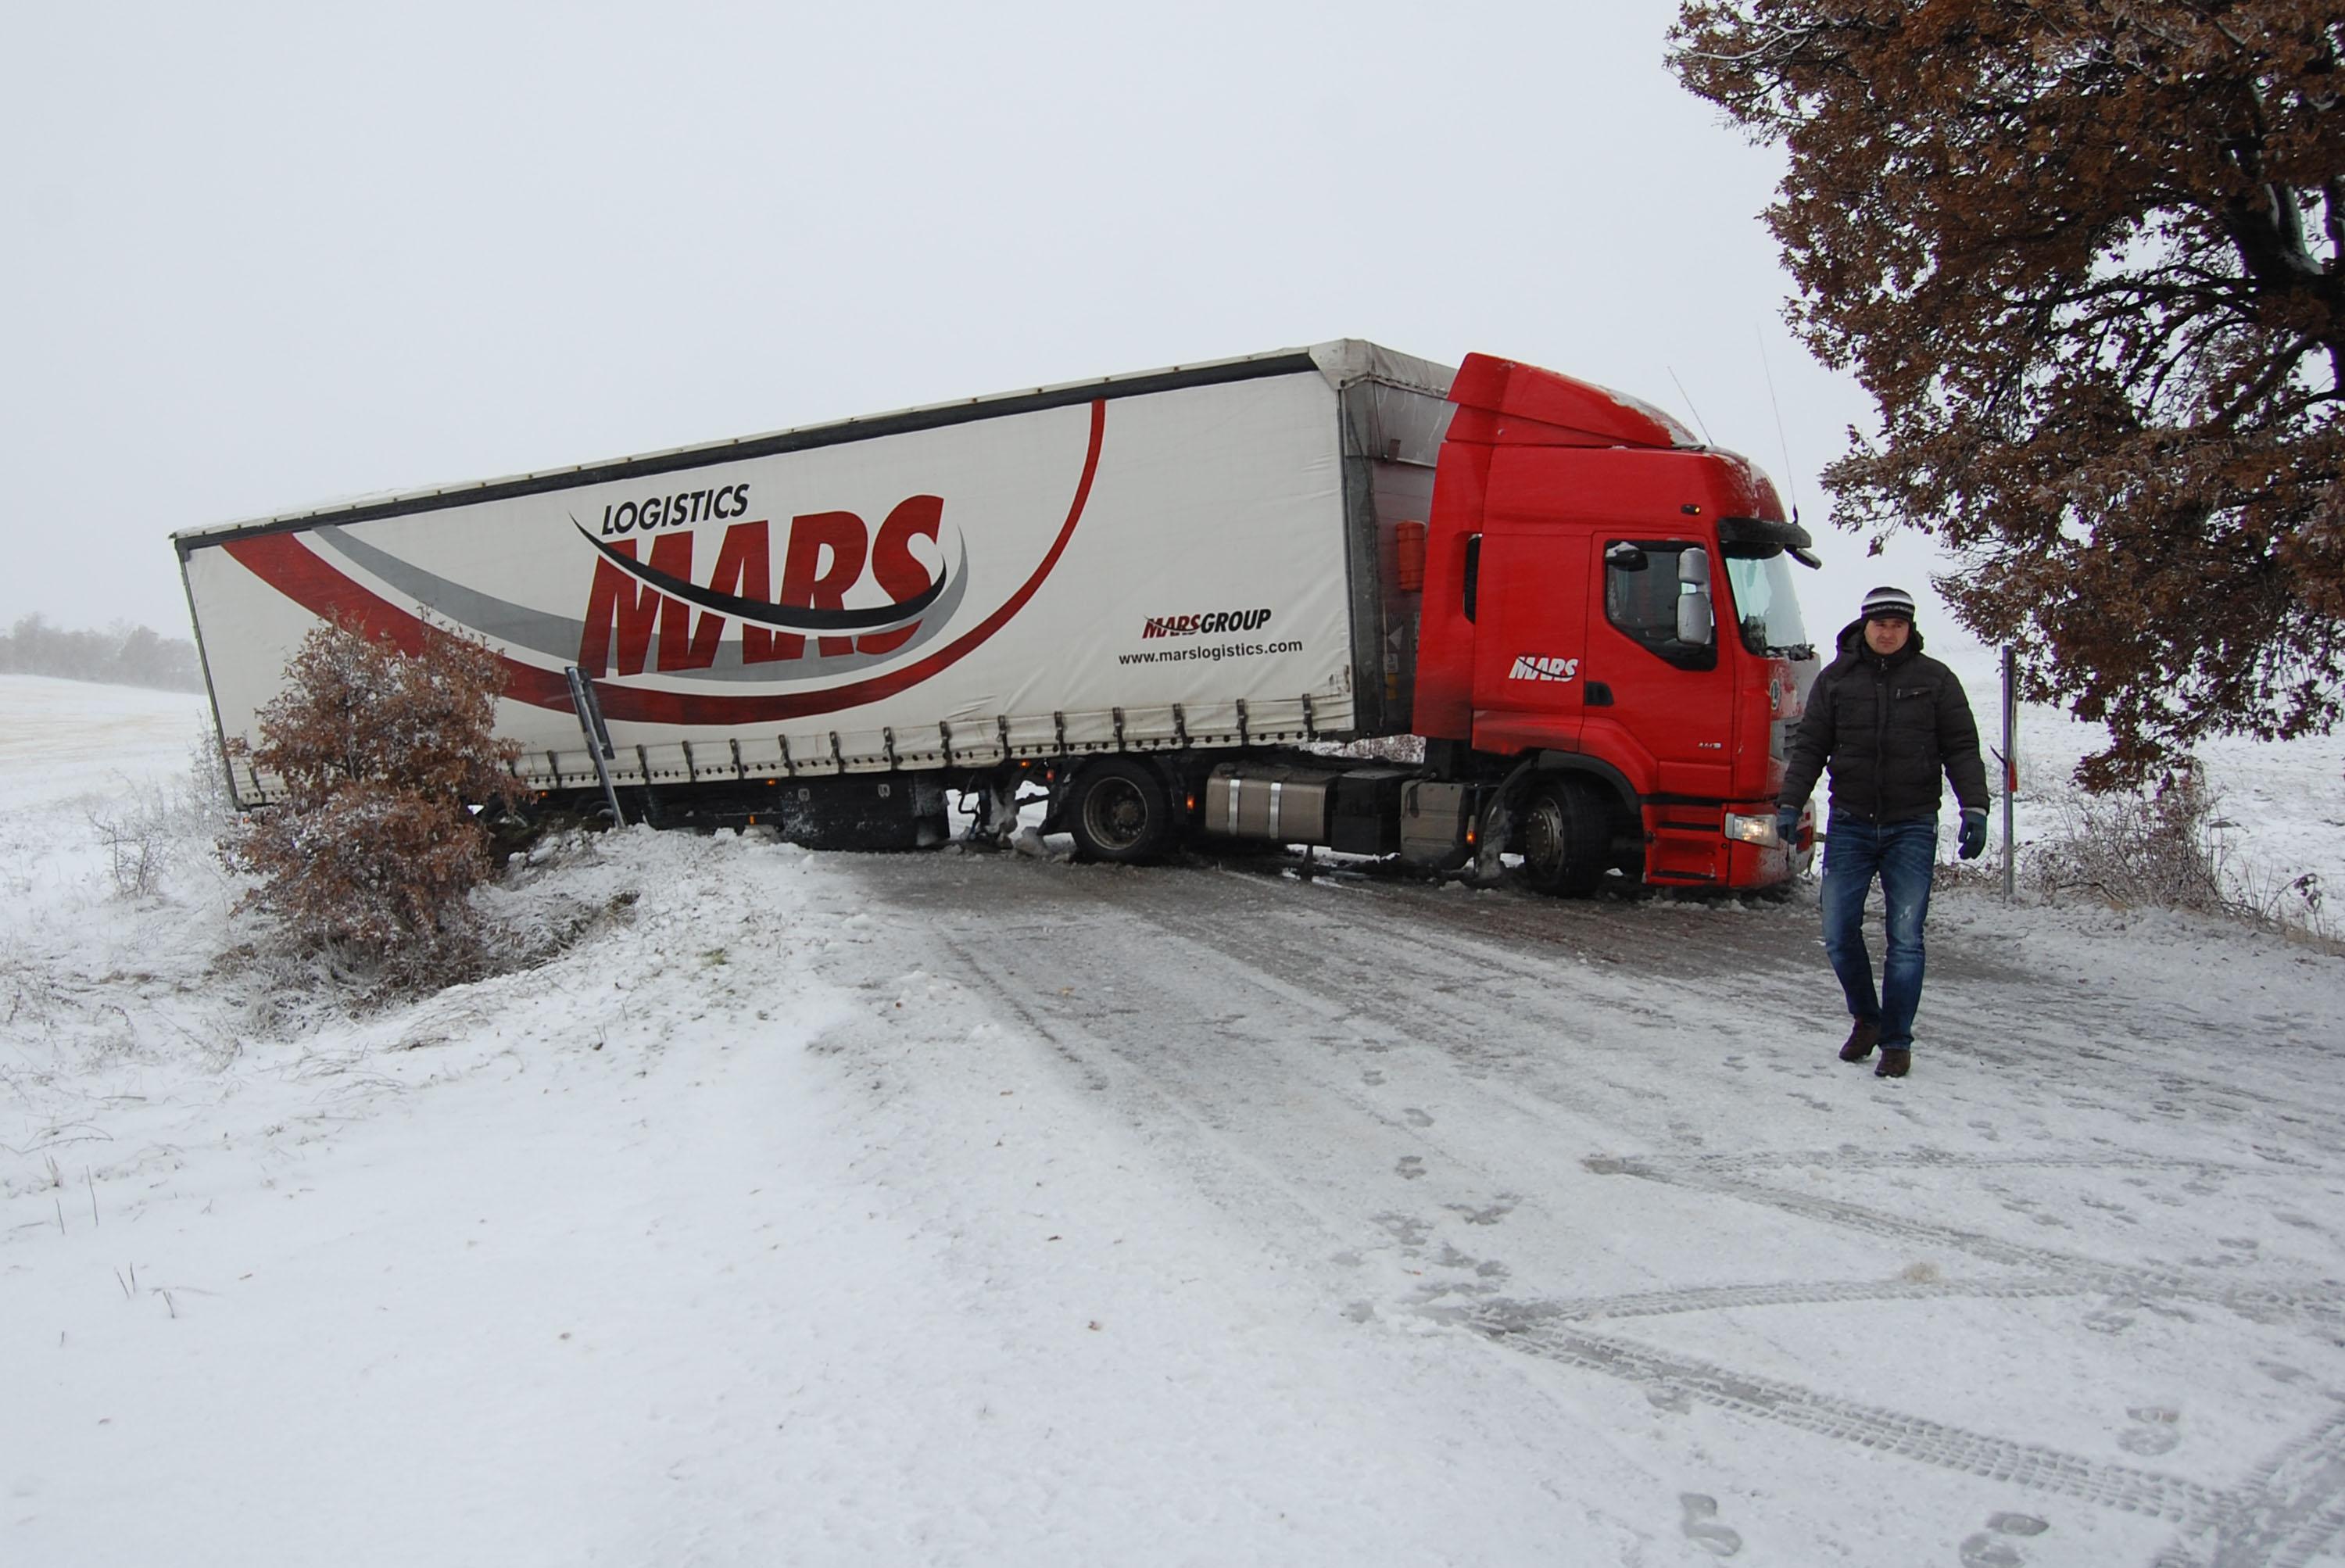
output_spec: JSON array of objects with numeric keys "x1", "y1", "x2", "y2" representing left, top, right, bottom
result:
[{"x1": 1775, "y1": 586, "x2": 1990, "y2": 1079}]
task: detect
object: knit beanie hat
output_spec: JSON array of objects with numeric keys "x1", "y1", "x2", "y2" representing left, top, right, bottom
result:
[{"x1": 1860, "y1": 585, "x2": 1917, "y2": 621}]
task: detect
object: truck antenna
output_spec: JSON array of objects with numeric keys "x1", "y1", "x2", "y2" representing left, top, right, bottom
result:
[
  {"x1": 1666, "y1": 367, "x2": 1715, "y2": 447},
  {"x1": 1756, "y1": 327, "x2": 1801, "y2": 522}
]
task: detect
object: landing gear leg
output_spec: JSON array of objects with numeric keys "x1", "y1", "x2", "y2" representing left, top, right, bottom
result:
[
  {"x1": 960, "y1": 771, "x2": 1024, "y2": 850},
  {"x1": 986, "y1": 775, "x2": 1022, "y2": 847}
]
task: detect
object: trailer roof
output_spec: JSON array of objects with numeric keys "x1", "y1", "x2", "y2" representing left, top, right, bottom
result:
[{"x1": 170, "y1": 340, "x2": 1456, "y2": 553}]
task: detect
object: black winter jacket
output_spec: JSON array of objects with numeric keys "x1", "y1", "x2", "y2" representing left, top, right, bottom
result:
[{"x1": 1778, "y1": 620, "x2": 1990, "y2": 825}]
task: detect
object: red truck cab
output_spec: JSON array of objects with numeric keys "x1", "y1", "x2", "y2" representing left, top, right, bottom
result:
[{"x1": 1414, "y1": 353, "x2": 1821, "y2": 893}]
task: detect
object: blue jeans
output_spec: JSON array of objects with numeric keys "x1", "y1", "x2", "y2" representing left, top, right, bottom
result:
[{"x1": 1820, "y1": 816, "x2": 1937, "y2": 1051}]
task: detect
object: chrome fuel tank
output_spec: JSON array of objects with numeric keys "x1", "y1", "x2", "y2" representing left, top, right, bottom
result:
[{"x1": 1204, "y1": 764, "x2": 1335, "y2": 843}]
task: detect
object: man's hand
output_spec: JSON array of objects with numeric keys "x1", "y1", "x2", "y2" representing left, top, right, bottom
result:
[
  {"x1": 1775, "y1": 804, "x2": 1802, "y2": 845},
  {"x1": 1958, "y1": 807, "x2": 1989, "y2": 861}
]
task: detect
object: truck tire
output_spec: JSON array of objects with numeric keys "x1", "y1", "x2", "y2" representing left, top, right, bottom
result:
[
  {"x1": 1066, "y1": 759, "x2": 1178, "y2": 864},
  {"x1": 1518, "y1": 777, "x2": 1609, "y2": 895}
]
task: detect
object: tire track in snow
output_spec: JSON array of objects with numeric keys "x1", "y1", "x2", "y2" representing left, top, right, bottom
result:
[
  {"x1": 825, "y1": 859, "x2": 1658, "y2": 1316},
  {"x1": 1459, "y1": 1302, "x2": 2221, "y2": 1524},
  {"x1": 1636, "y1": 1147, "x2": 2311, "y2": 1177},
  {"x1": 1581, "y1": 1155, "x2": 2345, "y2": 1334},
  {"x1": 1108, "y1": 870, "x2": 1759, "y2": 1134},
  {"x1": 2176, "y1": 1403, "x2": 2345, "y2": 1568},
  {"x1": 801, "y1": 886, "x2": 1412, "y2": 1273},
  {"x1": 1550, "y1": 1274, "x2": 2125, "y2": 1322},
  {"x1": 1474, "y1": 1300, "x2": 2339, "y2": 1567}
]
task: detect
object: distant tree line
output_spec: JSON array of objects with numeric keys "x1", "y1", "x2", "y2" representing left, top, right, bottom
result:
[{"x1": 0, "y1": 614, "x2": 204, "y2": 692}]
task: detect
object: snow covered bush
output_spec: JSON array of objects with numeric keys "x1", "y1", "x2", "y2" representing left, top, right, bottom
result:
[
  {"x1": 220, "y1": 618, "x2": 519, "y2": 989},
  {"x1": 2029, "y1": 767, "x2": 2239, "y2": 916},
  {"x1": 2022, "y1": 761, "x2": 2339, "y2": 947}
]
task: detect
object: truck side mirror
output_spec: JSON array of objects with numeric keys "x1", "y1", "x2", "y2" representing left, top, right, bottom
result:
[
  {"x1": 1676, "y1": 589, "x2": 1715, "y2": 647},
  {"x1": 1674, "y1": 547, "x2": 1714, "y2": 646},
  {"x1": 1606, "y1": 542, "x2": 1649, "y2": 572}
]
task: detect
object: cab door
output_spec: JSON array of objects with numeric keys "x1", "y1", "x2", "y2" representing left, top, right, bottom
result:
[
  {"x1": 1466, "y1": 524, "x2": 1588, "y2": 756},
  {"x1": 1581, "y1": 535, "x2": 1734, "y2": 800}
]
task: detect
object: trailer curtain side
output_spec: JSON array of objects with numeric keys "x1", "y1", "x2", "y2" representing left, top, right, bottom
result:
[{"x1": 179, "y1": 342, "x2": 1458, "y2": 807}]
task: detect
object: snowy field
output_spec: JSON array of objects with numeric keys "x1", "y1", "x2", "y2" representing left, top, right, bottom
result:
[
  {"x1": 4, "y1": 670, "x2": 2343, "y2": 1567},
  {"x1": 1929, "y1": 639, "x2": 2345, "y2": 918}
]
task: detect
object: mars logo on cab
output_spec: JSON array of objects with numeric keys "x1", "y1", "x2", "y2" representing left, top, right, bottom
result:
[
  {"x1": 573, "y1": 496, "x2": 951, "y2": 677},
  {"x1": 1508, "y1": 653, "x2": 1579, "y2": 683}
]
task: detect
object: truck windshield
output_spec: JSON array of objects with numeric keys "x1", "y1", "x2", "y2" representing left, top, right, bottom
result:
[{"x1": 1722, "y1": 548, "x2": 1813, "y2": 658}]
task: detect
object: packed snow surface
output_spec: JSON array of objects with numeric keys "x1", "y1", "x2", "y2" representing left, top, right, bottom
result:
[{"x1": 4, "y1": 672, "x2": 2343, "y2": 1566}]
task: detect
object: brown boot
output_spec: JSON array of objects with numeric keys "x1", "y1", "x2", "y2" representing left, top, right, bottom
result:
[
  {"x1": 1838, "y1": 1019, "x2": 1880, "y2": 1062},
  {"x1": 1874, "y1": 1047, "x2": 1910, "y2": 1079}
]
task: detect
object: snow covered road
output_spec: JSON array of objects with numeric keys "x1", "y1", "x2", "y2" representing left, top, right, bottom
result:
[
  {"x1": 813, "y1": 847, "x2": 2345, "y2": 1564},
  {"x1": 5, "y1": 673, "x2": 2344, "y2": 1566}
]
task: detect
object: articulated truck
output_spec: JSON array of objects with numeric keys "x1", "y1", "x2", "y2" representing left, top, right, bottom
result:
[{"x1": 176, "y1": 341, "x2": 1822, "y2": 893}]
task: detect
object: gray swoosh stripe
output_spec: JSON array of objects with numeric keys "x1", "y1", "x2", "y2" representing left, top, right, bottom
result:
[{"x1": 310, "y1": 525, "x2": 965, "y2": 682}]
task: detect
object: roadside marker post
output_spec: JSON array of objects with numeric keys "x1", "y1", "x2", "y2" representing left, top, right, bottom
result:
[{"x1": 2002, "y1": 646, "x2": 2018, "y2": 901}]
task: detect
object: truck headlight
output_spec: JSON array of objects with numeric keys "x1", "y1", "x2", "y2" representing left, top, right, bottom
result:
[{"x1": 1724, "y1": 811, "x2": 1779, "y2": 847}]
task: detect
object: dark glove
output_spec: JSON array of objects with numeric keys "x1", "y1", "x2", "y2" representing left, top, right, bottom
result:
[
  {"x1": 1958, "y1": 807, "x2": 1989, "y2": 861},
  {"x1": 1775, "y1": 804, "x2": 1802, "y2": 845}
]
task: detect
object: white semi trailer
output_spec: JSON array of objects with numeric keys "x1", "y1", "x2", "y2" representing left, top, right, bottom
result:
[{"x1": 177, "y1": 341, "x2": 1817, "y2": 891}]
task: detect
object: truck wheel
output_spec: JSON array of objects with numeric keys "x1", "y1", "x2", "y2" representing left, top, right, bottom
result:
[
  {"x1": 1067, "y1": 759, "x2": 1176, "y2": 864},
  {"x1": 1518, "y1": 778, "x2": 1609, "y2": 895}
]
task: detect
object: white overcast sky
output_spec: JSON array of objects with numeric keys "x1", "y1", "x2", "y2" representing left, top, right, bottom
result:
[{"x1": 2, "y1": 1, "x2": 1975, "y2": 657}]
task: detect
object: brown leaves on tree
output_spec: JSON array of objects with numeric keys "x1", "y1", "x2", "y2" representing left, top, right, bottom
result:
[
  {"x1": 222, "y1": 618, "x2": 521, "y2": 986},
  {"x1": 1670, "y1": 1, "x2": 2343, "y2": 786}
]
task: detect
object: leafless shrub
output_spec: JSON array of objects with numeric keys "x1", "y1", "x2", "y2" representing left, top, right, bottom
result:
[
  {"x1": 182, "y1": 732, "x2": 239, "y2": 825},
  {"x1": 2029, "y1": 767, "x2": 2236, "y2": 915},
  {"x1": 2229, "y1": 865, "x2": 2336, "y2": 948},
  {"x1": 2025, "y1": 765, "x2": 2336, "y2": 947},
  {"x1": 218, "y1": 616, "x2": 521, "y2": 994},
  {"x1": 1930, "y1": 854, "x2": 2002, "y2": 893},
  {"x1": 88, "y1": 789, "x2": 174, "y2": 900},
  {"x1": 83, "y1": 732, "x2": 244, "y2": 902},
  {"x1": 1, "y1": 940, "x2": 63, "y2": 1028}
]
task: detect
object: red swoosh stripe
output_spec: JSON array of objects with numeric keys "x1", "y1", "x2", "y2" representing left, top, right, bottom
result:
[{"x1": 224, "y1": 398, "x2": 1107, "y2": 729}]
